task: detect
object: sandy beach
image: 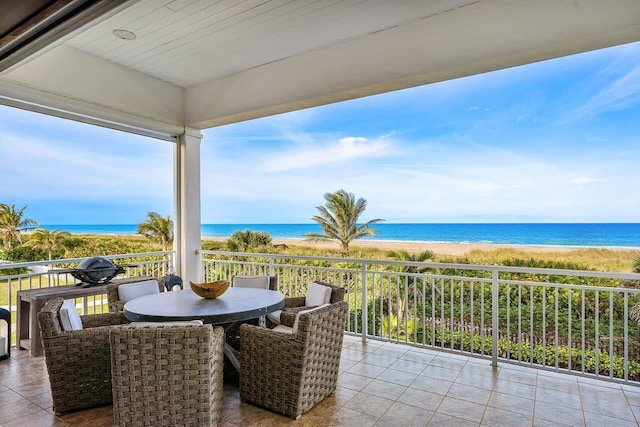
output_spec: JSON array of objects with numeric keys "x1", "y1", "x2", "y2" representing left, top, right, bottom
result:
[{"x1": 202, "y1": 237, "x2": 623, "y2": 256}]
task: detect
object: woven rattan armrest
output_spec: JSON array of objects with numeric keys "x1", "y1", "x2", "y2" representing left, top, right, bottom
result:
[
  {"x1": 240, "y1": 323, "x2": 298, "y2": 349},
  {"x1": 80, "y1": 311, "x2": 130, "y2": 328},
  {"x1": 280, "y1": 305, "x2": 320, "y2": 327},
  {"x1": 279, "y1": 282, "x2": 345, "y2": 326},
  {"x1": 283, "y1": 296, "x2": 306, "y2": 308}
]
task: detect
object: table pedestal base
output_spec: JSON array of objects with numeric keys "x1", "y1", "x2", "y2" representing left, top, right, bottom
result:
[{"x1": 224, "y1": 344, "x2": 241, "y2": 371}]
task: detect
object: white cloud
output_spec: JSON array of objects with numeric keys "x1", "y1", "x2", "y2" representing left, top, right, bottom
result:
[
  {"x1": 569, "y1": 63, "x2": 640, "y2": 119},
  {"x1": 339, "y1": 136, "x2": 367, "y2": 144},
  {"x1": 259, "y1": 135, "x2": 391, "y2": 173},
  {"x1": 571, "y1": 177, "x2": 600, "y2": 185}
]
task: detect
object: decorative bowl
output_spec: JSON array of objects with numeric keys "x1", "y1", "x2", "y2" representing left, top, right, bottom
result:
[{"x1": 190, "y1": 280, "x2": 230, "y2": 298}]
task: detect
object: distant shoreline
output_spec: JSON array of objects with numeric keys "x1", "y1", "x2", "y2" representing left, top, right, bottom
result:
[
  {"x1": 49, "y1": 232, "x2": 640, "y2": 256},
  {"x1": 40, "y1": 223, "x2": 640, "y2": 248},
  {"x1": 202, "y1": 236, "x2": 640, "y2": 256},
  {"x1": 49, "y1": 233, "x2": 640, "y2": 256}
]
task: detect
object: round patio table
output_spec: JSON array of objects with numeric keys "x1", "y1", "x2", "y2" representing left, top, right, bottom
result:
[
  {"x1": 123, "y1": 287, "x2": 285, "y2": 324},
  {"x1": 124, "y1": 287, "x2": 285, "y2": 372}
]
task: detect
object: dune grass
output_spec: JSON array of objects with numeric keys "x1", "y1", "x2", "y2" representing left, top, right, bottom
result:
[
  {"x1": 276, "y1": 244, "x2": 639, "y2": 273},
  {"x1": 442, "y1": 247, "x2": 640, "y2": 272}
]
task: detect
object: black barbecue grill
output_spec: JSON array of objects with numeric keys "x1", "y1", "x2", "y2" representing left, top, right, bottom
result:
[{"x1": 53, "y1": 257, "x2": 135, "y2": 287}]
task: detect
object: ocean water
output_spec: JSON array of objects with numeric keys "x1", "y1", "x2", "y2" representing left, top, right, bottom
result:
[{"x1": 40, "y1": 223, "x2": 640, "y2": 248}]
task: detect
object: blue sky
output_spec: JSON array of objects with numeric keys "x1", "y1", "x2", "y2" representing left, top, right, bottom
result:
[{"x1": 1, "y1": 41, "x2": 639, "y2": 225}]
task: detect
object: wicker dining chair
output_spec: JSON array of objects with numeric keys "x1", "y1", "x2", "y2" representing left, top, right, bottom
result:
[
  {"x1": 110, "y1": 322, "x2": 225, "y2": 427},
  {"x1": 269, "y1": 281, "x2": 346, "y2": 328},
  {"x1": 239, "y1": 301, "x2": 348, "y2": 419},
  {"x1": 105, "y1": 276, "x2": 160, "y2": 312},
  {"x1": 37, "y1": 297, "x2": 130, "y2": 415},
  {"x1": 225, "y1": 275, "x2": 278, "y2": 347}
]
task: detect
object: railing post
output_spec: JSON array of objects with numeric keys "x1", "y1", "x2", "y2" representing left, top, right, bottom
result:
[
  {"x1": 361, "y1": 261, "x2": 368, "y2": 343},
  {"x1": 491, "y1": 268, "x2": 499, "y2": 367},
  {"x1": 195, "y1": 250, "x2": 204, "y2": 283},
  {"x1": 269, "y1": 256, "x2": 275, "y2": 276}
]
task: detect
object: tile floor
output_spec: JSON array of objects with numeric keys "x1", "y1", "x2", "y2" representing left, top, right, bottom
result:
[{"x1": 1, "y1": 335, "x2": 639, "y2": 426}]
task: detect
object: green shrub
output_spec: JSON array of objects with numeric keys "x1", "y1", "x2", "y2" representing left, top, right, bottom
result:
[{"x1": 399, "y1": 323, "x2": 640, "y2": 381}]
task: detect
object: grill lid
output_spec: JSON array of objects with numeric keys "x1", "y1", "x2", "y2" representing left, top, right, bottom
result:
[{"x1": 70, "y1": 256, "x2": 125, "y2": 285}]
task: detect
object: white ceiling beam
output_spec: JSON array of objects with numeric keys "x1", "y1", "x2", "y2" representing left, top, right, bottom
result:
[
  {"x1": 0, "y1": 79, "x2": 182, "y2": 140},
  {"x1": 2, "y1": 45, "x2": 185, "y2": 135},
  {"x1": 185, "y1": 0, "x2": 640, "y2": 129}
]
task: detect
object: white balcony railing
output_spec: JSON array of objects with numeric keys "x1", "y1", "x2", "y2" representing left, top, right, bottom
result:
[
  {"x1": 201, "y1": 250, "x2": 640, "y2": 386},
  {"x1": 2, "y1": 249, "x2": 639, "y2": 387},
  {"x1": 0, "y1": 251, "x2": 174, "y2": 342}
]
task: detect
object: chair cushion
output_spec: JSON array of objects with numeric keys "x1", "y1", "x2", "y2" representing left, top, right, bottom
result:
[
  {"x1": 117, "y1": 279, "x2": 160, "y2": 302},
  {"x1": 292, "y1": 303, "x2": 331, "y2": 334},
  {"x1": 232, "y1": 276, "x2": 270, "y2": 289},
  {"x1": 305, "y1": 282, "x2": 332, "y2": 306},
  {"x1": 267, "y1": 310, "x2": 282, "y2": 325},
  {"x1": 59, "y1": 300, "x2": 83, "y2": 331}
]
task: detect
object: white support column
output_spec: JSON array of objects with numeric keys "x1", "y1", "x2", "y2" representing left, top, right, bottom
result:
[{"x1": 174, "y1": 128, "x2": 203, "y2": 285}]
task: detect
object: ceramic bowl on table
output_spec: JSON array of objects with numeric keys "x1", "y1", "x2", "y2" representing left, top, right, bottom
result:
[{"x1": 189, "y1": 280, "x2": 230, "y2": 298}]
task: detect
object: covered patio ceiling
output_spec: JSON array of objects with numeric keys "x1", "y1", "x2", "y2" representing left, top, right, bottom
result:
[
  {"x1": 1, "y1": 0, "x2": 639, "y2": 281},
  {"x1": 2, "y1": 0, "x2": 640, "y2": 135}
]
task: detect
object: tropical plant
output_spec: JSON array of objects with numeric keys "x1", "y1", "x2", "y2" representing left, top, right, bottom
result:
[
  {"x1": 136, "y1": 212, "x2": 173, "y2": 250},
  {"x1": 384, "y1": 249, "x2": 436, "y2": 323},
  {"x1": 633, "y1": 256, "x2": 640, "y2": 274},
  {"x1": 225, "y1": 230, "x2": 272, "y2": 252},
  {"x1": 305, "y1": 189, "x2": 384, "y2": 252},
  {"x1": 387, "y1": 249, "x2": 435, "y2": 273},
  {"x1": 25, "y1": 228, "x2": 71, "y2": 260},
  {"x1": 0, "y1": 203, "x2": 38, "y2": 249}
]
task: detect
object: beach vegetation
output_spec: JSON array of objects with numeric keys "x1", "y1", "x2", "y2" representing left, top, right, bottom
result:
[
  {"x1": 305, "y1": 189, "x2": 384, "y2": 252},
  {"x1": 0, "y1": 234, "x2": 159, "y2": 264},
  {"x1": 397, "y1": 325, "x2": 640, "y2": 381},
  {"x1": 629, "y1": 257, "x2": 640, "y2": 323},
  {"x1": 1, "y1": 245, "x2": 45, "y2": 264},
  {"x1": 225, "y1": 230, "x2": 273, "y2": 253},
  {"x1": 62, "y1": 235, "x2": 158, "y2": 257},
  {"x1": 436, "y1": 247, "x2": 639, "y2": 273},
  {"x1": 25, "y1": 228, "x2": 71, "y2": 260},
  {"x1": 386, "y1": 249, "x2": 435, "y2": 272},
  {"x1": 136, "y1": 212, "x2": 173, "y2": 250},
  {"x1": 202, "y1": 240, "x2": 226, "y2": 251},
  {"x1": 0, "y1": 203, "x2": 38, "y2": 249}
]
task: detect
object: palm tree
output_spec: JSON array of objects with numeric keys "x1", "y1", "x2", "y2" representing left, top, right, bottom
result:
[
  {"x1": 25, "y1": 228, "x2": 71, "y2": 260},
  {"x1": 136, "y1": 212, "x2": 173, "y2": 250},
  {"x1": 0, "y1": 203, "x2": 38, "y2": 249},
  {"x1": 305, "y1": 189, "x2": 384, "y2": 252},
  {"x1": 385, "y1": 249, "x2": 436, "y2": 323}
]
